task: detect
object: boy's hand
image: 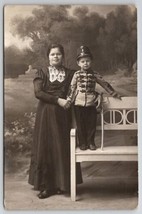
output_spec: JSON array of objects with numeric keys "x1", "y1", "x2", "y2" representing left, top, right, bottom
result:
[
  {"x1": 64, "y1": 100, "x2": 71, "y2": 109},
  {"x1": 112, "y1": 92, "x2": 122, "y2": 100}
]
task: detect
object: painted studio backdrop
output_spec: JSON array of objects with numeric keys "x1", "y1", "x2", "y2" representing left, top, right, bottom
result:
[{"x1": 4, "y1": 5, "x2": 137, "y2": 210}]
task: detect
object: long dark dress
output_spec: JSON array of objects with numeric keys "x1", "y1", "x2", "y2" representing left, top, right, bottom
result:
[{"x1": 28, "y1": 65, "x2": 82, "y2": 192}]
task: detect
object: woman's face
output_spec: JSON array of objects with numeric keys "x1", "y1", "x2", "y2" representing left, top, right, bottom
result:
[{"x1": 48, "y1": 47, "x2": 63, "y2": 67}]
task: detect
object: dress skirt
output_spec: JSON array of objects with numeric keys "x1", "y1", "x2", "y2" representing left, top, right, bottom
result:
[{"x1": 28, "y1": 101, "x2": 82, "y2": 191}]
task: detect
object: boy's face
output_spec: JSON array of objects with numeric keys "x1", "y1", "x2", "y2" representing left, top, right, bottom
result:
[{"x1": 77, "y1": 57, "x2": 92, "y2": 70}]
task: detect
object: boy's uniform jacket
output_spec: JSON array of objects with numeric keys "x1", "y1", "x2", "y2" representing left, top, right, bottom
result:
[{"x1": 67, "y1": 69, "x2": 116, "y2": 107}]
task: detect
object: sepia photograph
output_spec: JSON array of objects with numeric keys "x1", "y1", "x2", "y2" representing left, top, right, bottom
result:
[{"x1": 4, "y1": 4, "x2": 138, "y2": 210}]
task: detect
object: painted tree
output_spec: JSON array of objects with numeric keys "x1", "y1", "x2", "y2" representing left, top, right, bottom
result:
[
  {"x1": 9, "y1": 5, "x2": 137, "y2": 74},
  {"x1": 96, "y1": 5, "x2": 137, "y2": 72},
  {"x1": 5, "y1": 45, "x2": 33, "y2": 77}
]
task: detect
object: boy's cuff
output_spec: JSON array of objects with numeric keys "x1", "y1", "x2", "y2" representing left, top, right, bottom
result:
[
  {"x1": 67, "y1": 98, "x2": 71, "y2": 102},
  {"x1": 111, "y1": 92, "x2": 117, "y2": 97}
]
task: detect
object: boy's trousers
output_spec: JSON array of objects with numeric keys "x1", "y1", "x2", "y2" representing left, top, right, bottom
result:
[{"x1": 74, "y1": 105, "x2": 97, "y2": 147}]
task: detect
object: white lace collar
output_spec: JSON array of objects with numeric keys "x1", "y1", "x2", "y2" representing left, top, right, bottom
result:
[{"x1": 48, "y1": 65, "x2": 65, "y2": 82}]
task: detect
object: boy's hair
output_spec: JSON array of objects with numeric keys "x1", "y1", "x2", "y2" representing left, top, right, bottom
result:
[{"x1": 77, "y1": 46, "x2": 93, "y2": 61}]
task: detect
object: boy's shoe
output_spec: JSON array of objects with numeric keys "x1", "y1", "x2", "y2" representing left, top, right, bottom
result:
[
  {"x1": 79, "y1": 144, "x2": 88, "y2": 150},
  {"x1": 89, "y1": 144, "x2": 97, "y2": 150}
]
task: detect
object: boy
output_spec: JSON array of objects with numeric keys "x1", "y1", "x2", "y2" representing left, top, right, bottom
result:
[{"x1": 66, "y1": 46, "x2": 121, "y2": 150}]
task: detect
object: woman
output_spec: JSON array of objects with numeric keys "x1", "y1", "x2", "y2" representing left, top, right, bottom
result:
[{"x1": 28, "y1": 44, "x2": 82, "y2": 199}]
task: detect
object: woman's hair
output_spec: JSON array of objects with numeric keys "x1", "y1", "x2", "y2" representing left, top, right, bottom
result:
[{"x1": 47, "y1": 43, "x2": 65, "y2": 57}]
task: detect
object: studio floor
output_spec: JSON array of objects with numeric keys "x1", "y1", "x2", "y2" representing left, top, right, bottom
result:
[{"x1": 4, "y1": 173, "x2": 138, "y2": 210}]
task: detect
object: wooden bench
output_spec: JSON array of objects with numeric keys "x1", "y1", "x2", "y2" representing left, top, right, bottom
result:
[{"x1": 70, "y1": 96, "x2": 138, "y2": 201}]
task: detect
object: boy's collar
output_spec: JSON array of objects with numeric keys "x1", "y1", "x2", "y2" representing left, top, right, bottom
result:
[{"x1": 80, "y1": 68, "x2": 93, "y2": 73}]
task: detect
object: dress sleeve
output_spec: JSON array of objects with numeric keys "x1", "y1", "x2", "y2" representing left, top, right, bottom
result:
[
  {"x1": 67, "y1": 72, "x2": 77, "y2": 103},
  {"x1": 94, "y1": 72, "x2": 117, "y2": 96},
  {"x1": 33, "y1": 69, "x2": 59, "y2": 104},
  {"x1": 34, "y1": 68, "x2": 45, "y2": 81}
]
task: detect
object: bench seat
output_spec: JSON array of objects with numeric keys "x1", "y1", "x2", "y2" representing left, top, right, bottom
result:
[{"x1": 75, "y1": 146, "x2": 138, "y2": 162}]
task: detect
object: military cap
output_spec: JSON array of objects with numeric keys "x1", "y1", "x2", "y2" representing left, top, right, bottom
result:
[{"x1": 77, "y1": 46, "x2": 93, "y2": 60}]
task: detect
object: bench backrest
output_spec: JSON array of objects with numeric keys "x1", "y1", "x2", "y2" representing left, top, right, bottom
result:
[{"x1": 101, "y1": 96, "x2": 137, "y2": 130}]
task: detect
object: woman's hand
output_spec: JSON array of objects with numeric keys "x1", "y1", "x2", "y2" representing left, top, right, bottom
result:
[{"x1": 57, "y1": 98, "x2": 70, "y2": 109}]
